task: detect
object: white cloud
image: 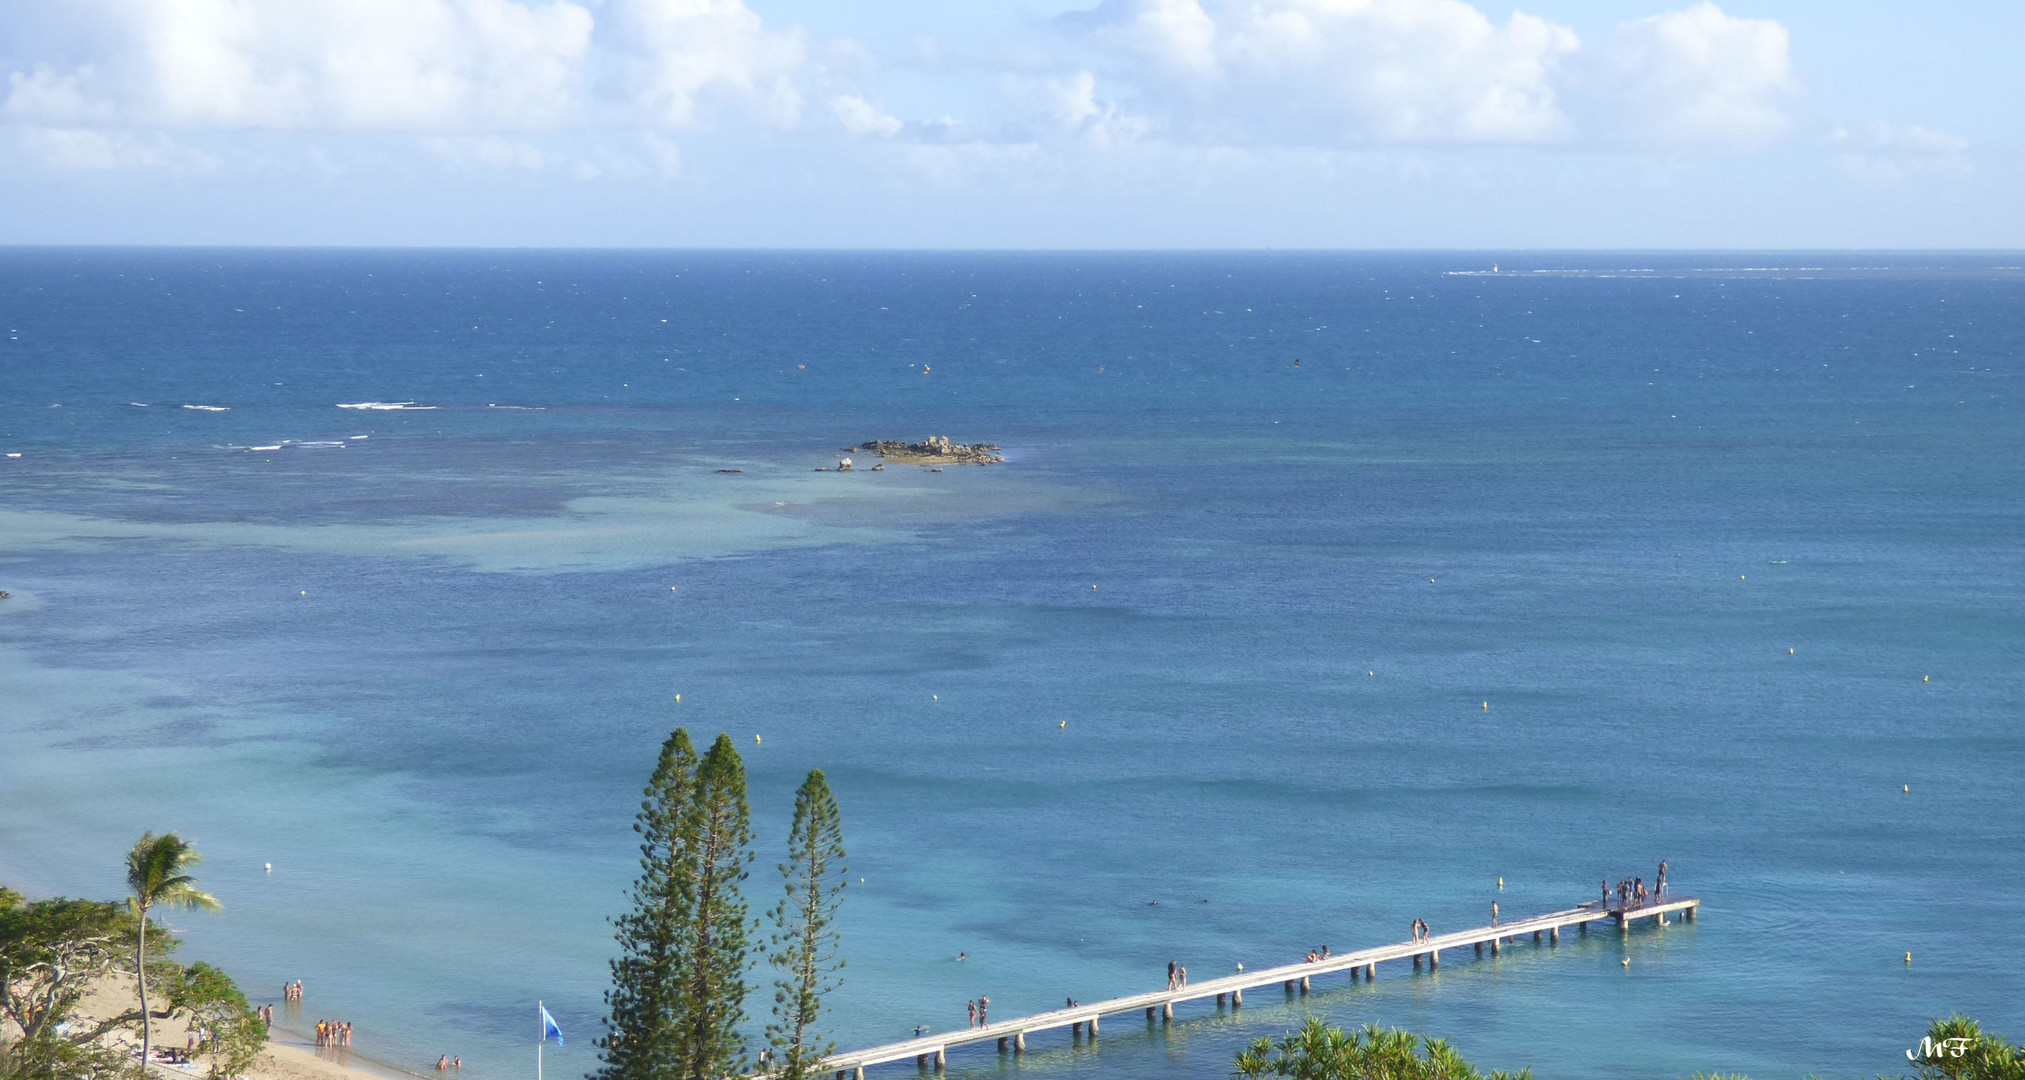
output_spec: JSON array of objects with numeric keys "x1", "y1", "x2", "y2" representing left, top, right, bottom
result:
[
  {"x1": 1833, "y1": 121, "x2": 1970, "y2": 184},
  {"x1": 602, "y1": 0, "x2": 806, "y2": 130},
  {"x1": 420, "y1": 134, "x2": 547, "y2": 170},
  {"x1": 831, "y1": 94, "x2": 902, "y2": 136},
  {"x1": 1058, "y1": 0, "x2": 1804, "y2": 151},
  {"x1": 1065, "y1": 0, "x2": 1580, "y2": 145},
  {"x1": 17, "y1": 125, "x2": 217, "y2": 171},
  {"x1": 1602, "y1": 2, "x2": 1794, "y2": 146},
  {"x1": 0, "y1": 0, "x2": 801, "y2": 134}
]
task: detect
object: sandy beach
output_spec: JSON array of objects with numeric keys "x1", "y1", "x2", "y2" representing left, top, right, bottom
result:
[{"x1": 68, "y1": 976, "x2": 437, "y2": 1080}]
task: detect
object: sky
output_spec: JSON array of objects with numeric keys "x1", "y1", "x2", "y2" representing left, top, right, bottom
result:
[{"x1": 0, "y1": 0, "x2": 2017, "y2": 248}]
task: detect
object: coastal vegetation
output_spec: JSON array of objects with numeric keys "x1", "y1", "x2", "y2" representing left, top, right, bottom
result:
[
  {"x1": 125, "y1": 834, "x2": 220, "y2": 1071},
  {"x1": 600, "y1": 729, "x2": 848, "y2": 1080},
  {"x1": 0, "y1": 835, "x2": 263, "y2": 1080},
  {"x1": 764, "y1": 770, "x2": 847, "y2": 1080},
  {"x1": 1234, "y1": 1017, "x2": 1533, "y2": 1080}
]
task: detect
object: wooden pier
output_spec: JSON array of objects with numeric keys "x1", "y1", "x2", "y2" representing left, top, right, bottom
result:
[{"x1": 819, "y1": 896, "x2": 1699, "y2": 1078}]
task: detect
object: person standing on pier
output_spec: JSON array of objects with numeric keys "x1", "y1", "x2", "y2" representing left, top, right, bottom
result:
[
  {"x1": 967, "y1": 1000, "x2": 976, "y2": 1028},
  {"x1": 1178, "y1": 965, "x2": 1188, "y2": 987},
  {"x1": 1167, "y1": 960, "x2": 1177, "y2": 990},
  {"x1": 1602, "y1": 880, "x2": 1610, "y2": 908},
  {"x1": 979, "y1": 996, "x2": 989, "y2": 1025},
  {"x1": 1657, "y1": 861, "x2": 1668, "y2": 897},
  {"x1": 1490, "y1": 901, "x2": 1499, "y2": 928}
]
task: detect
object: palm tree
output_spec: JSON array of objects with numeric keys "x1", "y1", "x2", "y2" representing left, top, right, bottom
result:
[{"x1": 126, "y1": 832, "x2": 221, "y2": 1071}]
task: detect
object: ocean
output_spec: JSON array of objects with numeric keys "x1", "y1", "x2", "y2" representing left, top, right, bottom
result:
[{"x1": 1, "y1": 249, "x2": 2020, "y2": 1080}]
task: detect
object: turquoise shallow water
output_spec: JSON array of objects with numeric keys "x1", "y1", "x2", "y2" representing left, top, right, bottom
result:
[{"x1": 1, "y1": 250, "x2": 2022, "y2": 1080}]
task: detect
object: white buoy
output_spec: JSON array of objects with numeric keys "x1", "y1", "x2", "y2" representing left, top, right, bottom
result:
[{"x1": 264, "y1": 863, "x2": 273, "y2": 873}]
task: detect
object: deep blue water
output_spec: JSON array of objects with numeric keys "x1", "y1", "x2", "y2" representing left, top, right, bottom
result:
[{"x1": 2, "y1": 250, "x2": 2021, "y2": 1080}]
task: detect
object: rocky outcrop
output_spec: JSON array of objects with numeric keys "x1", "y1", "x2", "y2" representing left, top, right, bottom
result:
[{"x1": 860, "y1": 436, "x2": 1004, "y2": 465}]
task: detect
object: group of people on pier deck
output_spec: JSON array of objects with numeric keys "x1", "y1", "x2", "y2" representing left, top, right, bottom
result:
[
  {"x1": 1302, "y1": 945, "x2": 1333, "y2": 963},
  {"x1": 964, "y1": 996, "x2": 990, "y2": 1028},
  {"x1": 1409, "y1": 918, "x2": 1432, "y2": 942},
  {"x1": 1165, "y1": 961, "x2": 1189, "y2": 989},
  {"x1": 1603, "y1": 861, "x2": 1669, "y2": 911}
]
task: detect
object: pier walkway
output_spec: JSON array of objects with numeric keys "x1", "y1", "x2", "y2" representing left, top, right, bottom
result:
[{"x1": 821, "y1": 895, "x2": 1699, "y2": 1077}]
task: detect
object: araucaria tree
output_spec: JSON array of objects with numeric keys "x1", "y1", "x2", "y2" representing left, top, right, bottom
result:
[
  {"x1": 766, "y1": 770, "x2": 847, "y2": 1079},
  {"x1": 597, "y1": 728, "x2": 701, "y2": 1080},
  {"x1": 125, "y1": 833, "x2": 220, "y2": 1071},
  {"x1": 677, "y1": 734, "x2": 756, "y2": 1080}
]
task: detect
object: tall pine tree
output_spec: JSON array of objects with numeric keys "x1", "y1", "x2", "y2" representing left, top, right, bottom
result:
[
  {"x1": 598, "y1": 728, "x2": 700, "y2": 1080},
  {"x1": 766, "y1": 770, "x2": 847, "y2": 1080},
  {"x1": 677, "y1": 733, "x2": 756, "y2": 1080}
]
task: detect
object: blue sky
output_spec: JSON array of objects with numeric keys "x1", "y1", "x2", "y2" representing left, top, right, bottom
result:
[{"x1": 0, "y1": 0, "x2": 2015, "y2": 248}]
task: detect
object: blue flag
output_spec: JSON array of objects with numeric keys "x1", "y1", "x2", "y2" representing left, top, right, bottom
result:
[{"x1": 541, "y1": 1005, "x2": 563, "y2": 1046}]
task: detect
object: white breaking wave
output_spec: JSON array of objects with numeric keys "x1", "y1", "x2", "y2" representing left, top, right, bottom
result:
[
  {"x1": 349, "y1": 435, "x2": 369, "y2": 440},
  {"x1": 182, "y1": 404, "x2": 231, "y2": 412},
  {"x1": 247, "y1": 445, "x2": 283, "y2": 452},
  {"x1": 336, "y1": 401, "x2": 437, "y2": 411},
  {"x1": 487, "y1": 404, "x2": 546, "y2": 410}
]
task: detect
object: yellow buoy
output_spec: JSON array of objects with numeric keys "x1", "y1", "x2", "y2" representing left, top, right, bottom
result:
[
  {"x1": 1483, "y1": 701, "x2": 1489, "y2": 710},
  {"x1": 1368, "y1": 671, "x2": 1374, "y2": 677},
  {"x1": 1740, "y1": 574, "x2": 1746, "y2": 580},
  {"x1": 1923, "y1": 675, "x2": 1929, "y2": 682},
  {"x1": 1497, "y1": 877, "x2": 1504, "y2": 890},
  {"x1": 674, "y1": 693, "x2": 681, "y2": 703},
  {"x1": 755, "y1": 735, "x2": 761, "y2": 744},
  {"x1": 933, "y1": 694, "x2": 939, "y2": 701},
  {"x1": 1903, "y1": 784, "x2": 1909, "y2": 793},
  {"x1": 1789, "y1": 648, "x2": 1794, "y2": 654},
  {"x1": 300, "y1": 590, "x2": 306, "y2": 596},
  {"x1": 1059, "y1": 721, "x2": 1066, "y2": 729},
  {"x1": 1905, "y1": 952, "x2": 1912, "y2": 964},
  {"x1": 1091, "y1": 584, "x2": 1098, "y2": 590}
]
